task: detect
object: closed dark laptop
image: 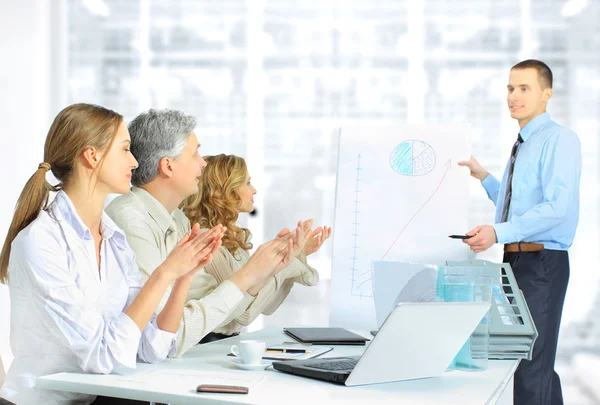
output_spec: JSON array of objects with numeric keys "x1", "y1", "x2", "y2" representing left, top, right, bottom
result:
[
  {"x1": 273, "y1": 356, "x2": 359, "y2": 384},
  {"x1": 283, "y1": 328, "x2": 370, "y2": 345}
]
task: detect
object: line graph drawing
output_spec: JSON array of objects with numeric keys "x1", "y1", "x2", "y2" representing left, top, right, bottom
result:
[
  {"x1": 390, "y1": 140, "x2": 436, "y2": 176},
  {"x1": 349, "y1": 153, "x2": 371, "y2": 297},
  {"x1": 380, "y1": 158, "x2": 451, "y2": 261},
  {"x1": 354, "y1": 159, "x2": 452, "y2": 292}
]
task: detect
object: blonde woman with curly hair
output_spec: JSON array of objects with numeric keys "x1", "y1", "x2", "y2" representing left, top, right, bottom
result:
[{"x1": 181, "y1": 154, "x2": 331, "y2": 338}]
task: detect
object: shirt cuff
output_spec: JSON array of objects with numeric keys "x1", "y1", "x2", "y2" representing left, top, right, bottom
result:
[
  {"x1": 112, "y1": 312, "x2": 143, "y2": 369},
  {"x1": 212, "y1": 279, "x2": 245, "y2": 309},
  {"x1": 481, "y1": 174, "x2": 500, "y2": 199},
  {"x1": 493, "y1": 222, "x2": 517, "y2": 245},
  {"x1": 297, "y1": 251, "x2": 309, "y2": 266},
  {"x1": 278, "y1": 260, "x2": 304, "y2": 281},
  {"x1": 144, "y1": 317, "x2": 178, "y2": 359},
  {"x1": 236, "y1": 293, "x2": 255, "y2": 312},
  {"x1": 242, "y1": 291, "x2": 256, "y2": 302}
]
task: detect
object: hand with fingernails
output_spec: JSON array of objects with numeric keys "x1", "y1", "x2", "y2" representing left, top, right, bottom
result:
[
  {"x1": 299, "y1": 219, "x2": 332, "y2": 256},
  {"x1": 234, "y1": 221, "x2": 308, "y2": 296},
  {"x1": 162, "y1": 223, "x2": 225, "y2": 280}
]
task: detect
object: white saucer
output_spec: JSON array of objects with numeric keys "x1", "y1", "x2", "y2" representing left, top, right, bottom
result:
[{"x1": 231, "y1": 359, "x2": 271, "y2": 371}]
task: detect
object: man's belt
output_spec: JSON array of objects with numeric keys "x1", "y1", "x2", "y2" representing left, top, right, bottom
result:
[{"x1": 504, "y1": 242, "x2": 544, "y2": 253}]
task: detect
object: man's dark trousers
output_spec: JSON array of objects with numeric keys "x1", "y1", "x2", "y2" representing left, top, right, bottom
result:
[{"x1": 504, "y1": 249, "x2": 569, "y2": 405}]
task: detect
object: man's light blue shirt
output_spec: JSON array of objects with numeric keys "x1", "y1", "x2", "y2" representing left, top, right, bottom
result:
[{"x1": 481, "y1": 112, "x2": 582, "y2": 251}]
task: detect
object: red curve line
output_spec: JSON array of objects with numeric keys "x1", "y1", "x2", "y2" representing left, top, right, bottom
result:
[{"x1": 359, "y1": 160, "x2": 451, "y2": 277}]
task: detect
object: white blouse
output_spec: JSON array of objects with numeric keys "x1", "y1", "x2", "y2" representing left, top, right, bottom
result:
[{"x1": 0, "y1": 191, "x2": 176, "y2": 405}]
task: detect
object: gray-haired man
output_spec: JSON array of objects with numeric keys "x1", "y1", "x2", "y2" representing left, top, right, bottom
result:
[{"x1": 106, "y1": 109, "x2": 306, "y2": 356}]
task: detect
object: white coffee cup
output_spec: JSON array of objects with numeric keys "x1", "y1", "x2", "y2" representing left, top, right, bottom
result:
[{"x1": 230, "y1": 340, "x2": 266, "y2": 365}]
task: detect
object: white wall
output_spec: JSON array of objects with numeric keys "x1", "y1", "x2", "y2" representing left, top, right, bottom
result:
[{"x1": 0, "y1": 0, "x2": 56, "y2": 375}]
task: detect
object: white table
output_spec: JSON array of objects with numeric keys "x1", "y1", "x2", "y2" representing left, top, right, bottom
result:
[{"x1": 38, "y1": 327, "x2": 518, "y2": 405}]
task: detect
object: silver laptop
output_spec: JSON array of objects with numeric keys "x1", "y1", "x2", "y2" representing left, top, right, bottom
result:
[{"x1": 273, "y1": 302, "x2": 490, "y2": 386}]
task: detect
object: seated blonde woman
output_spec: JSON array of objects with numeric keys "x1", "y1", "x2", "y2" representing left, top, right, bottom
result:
[{"x1": 181, "y1": 154, "x2": 331, "y2": 335}]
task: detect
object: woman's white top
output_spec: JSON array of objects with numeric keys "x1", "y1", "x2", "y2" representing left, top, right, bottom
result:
[{"x1": 0, "y1": 191, "x2": 176, "y2": 405}]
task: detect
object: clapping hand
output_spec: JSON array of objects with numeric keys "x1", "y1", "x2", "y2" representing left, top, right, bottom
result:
[
  {"x1": 163, "y1": 224, "x2": 225, "y2": 280},
  {"x1": 280, "y1": 219, "x2": 331, "y2": 256},
  {"x1": 275, "y1": 220, "x2": 311, "y2": 258},
  {"x1": 242, "y1": 237, "x2": 293, "y2": 296},
  {"x1": 304, "y1": 224, "x2": 331, "y2": 256},
  {"x1": 240, "y1": 221, "x2": 311, "y2": 296}
]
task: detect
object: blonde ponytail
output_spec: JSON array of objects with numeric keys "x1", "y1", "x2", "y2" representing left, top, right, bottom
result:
[{"x1": 0, "y1": 164, "x2": 57, "y2": 283}]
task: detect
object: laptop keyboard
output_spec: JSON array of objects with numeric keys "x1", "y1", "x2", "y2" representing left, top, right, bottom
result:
[{"x1": 304, "y1": 359, "x2": 358, "y2": 371}]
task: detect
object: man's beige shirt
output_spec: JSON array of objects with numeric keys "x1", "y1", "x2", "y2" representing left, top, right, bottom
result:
[{"x1": 106, "y1": 187, "x2": 253, "y2": 356}]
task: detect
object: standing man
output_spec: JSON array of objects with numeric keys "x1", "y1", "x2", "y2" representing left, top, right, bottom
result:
[{"x1": 459, "y1": 59, "x2": 581, "y2": 405}]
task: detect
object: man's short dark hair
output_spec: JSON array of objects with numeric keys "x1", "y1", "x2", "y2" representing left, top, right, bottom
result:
[{"x1": 511, "y1": 59, "x2": 553, "y2": 89}]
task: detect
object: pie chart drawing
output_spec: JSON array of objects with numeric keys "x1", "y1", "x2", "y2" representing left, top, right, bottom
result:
[{"x1": 390, "y1": 140, "x2": 436, "y2": 176}]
